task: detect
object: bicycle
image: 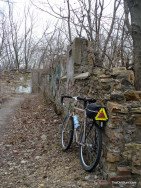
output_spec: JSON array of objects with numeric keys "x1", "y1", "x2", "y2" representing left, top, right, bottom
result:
[{"x1": 60, "y1": 95, "x2": 108, "y2": 172}]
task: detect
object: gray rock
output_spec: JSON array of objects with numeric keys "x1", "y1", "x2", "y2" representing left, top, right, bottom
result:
[
  {"x1": 35, "y1": 156, "x2": 41, "y2": 160},
  {"x1": 41, "y1": 134, "x2": 47, "y2": 141},
  {"x1": 110, "y1": 91, "x2": 125, "y2": 102},
  {"x1": 21, "y1": 160, "x2": 28, "y2": 164}
]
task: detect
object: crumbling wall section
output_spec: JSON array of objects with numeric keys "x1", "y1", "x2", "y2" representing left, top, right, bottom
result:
[{"x1": 31, "y1": 38, "x2": 141, "y2": 184}]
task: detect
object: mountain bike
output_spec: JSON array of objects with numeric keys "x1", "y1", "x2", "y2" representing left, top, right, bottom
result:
[{"x1": 60, "y1": 95, "x2": 108, "y2": 172}]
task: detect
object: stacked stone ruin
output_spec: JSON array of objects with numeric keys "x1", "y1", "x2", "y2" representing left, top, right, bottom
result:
[{"x1": 32, "y1": 38, "x2": 141, "y2": 185}]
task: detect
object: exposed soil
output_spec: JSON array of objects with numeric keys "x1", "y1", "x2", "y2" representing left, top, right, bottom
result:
[
  {"x1": 0, "y1": 94, "x2": 103, "y2": 188},
  {"x1": 0, "y1": 96, "x2": 25, "y2": 141}
]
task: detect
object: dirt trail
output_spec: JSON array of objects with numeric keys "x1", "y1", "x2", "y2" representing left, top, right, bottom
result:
[
  {"x1": 0, "y1": 95, "x2": 103, "y2": 188},
  {"x1": 0, "y1": 73, "x2": 104, "y2": 188},
  {"x1": 0, "y1": 96, "x2": 25, "y2": 140}
]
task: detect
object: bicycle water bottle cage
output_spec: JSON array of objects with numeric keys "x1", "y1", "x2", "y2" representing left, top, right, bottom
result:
[{"x1": 86, "y1": 103, "x2": 108, "y2": 121}]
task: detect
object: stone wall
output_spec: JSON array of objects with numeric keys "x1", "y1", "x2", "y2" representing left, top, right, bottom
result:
[{"x1": 32, "y1": 38, "x2": 141, "y2": 185}]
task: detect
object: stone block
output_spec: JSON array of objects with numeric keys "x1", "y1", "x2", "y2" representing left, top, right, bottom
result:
[
  {"x1": 99, "y1": 74, "x2": 112, "y2": 79},
  {"x1": 109, "y1": 175, "x2": 131, "y2": 184},
  {"x1": 100, "y1": 78, "x2": 114, "y2": 83},
  {"x1": 132, "y1": 155, "x2": 141, "y2": 166},
  {"x1": 130, "y1": 107, "x2": 141, "y2": 114},
  {"x1": 121, "y1": 79, "x2": 134, "y2": 90},
  {"x1": 107, "y1": 172, "x2": 117, "y2": 179},
  {"x1": 108, "y1": 122, "x2": 117, "y2": 129},
  {"x1": 124, "y1": 133, "x2": 135, "y2": 143},
  {"x1": 105, "y1": 162, "x2": 117, "y2": 172},
  {"x1": 134, "y1": 115, "x2": 141, "y2": 126},
  {"x1": 134, "y1": 126, "x2": 141, "y2": 143},
  {"x1": 106, "y1": 144, "x2": 122, "y2": 153},
  {"x1": 137, "y1": 181, "x2": 141, "y2": 188},
  {"x1": 117, "y1": 166, "x2": 131, "y2": 176},
  {"x1": 107, "y1": 101, "x2": 128, "y2": 114},
  {"x1": 72, "y1": 37, "x2": 88, "y2": 67},
  {"x1": 92, "y1": 67, "x2": 106, "y2": 76},
  {"x1": 123, "y1": 143, "x2": 141, "y2": 165},
  {"x1": 124, "y1": 90, "x2": 141, "y2": 101},
  {"x1": 31, "y1": 70, "x2": 40, "y2": 93},
  {"x1": 112, "y1": 67, "x2": 134, "y2": 84},
  {"x1": 61, "y1": 75, "x2": 67, "y2": 80},
  {"x1": 74, "y1": 72, "x2": 90, "y2": 80},
  {"x1": 132, "y1": 166, "x2": 141, "y2": 175},
  {"x1": 106, "y1": 152, "x2": 120, "y2": 162},
  {"x1": 110, "y1": 91, "x2": 125, "y2": 102},
  {"x1": 108, "y1": 116, "x2": 125, "y2": 129},
  {"x1": 125, "y1": 143, "x2": 141, "y2": 150},
  {"x1": 113, "y1": 80, "x2": 122, "y2": 90},
  {"x1": 106, "y1": 128, "x2": 124, "y2": 143},
  {"x1": 97, "y1": 180, "x2": 112, "y2": 188},
  {"x1": 122, "y1": 152, "x2": 133, "y2": 162},
  {"x1": 101, "y1": 84, "x2": 111, "y2": 91},
  {"x1": 113, "y1": 67, "x2": 126, "y2": 71}
]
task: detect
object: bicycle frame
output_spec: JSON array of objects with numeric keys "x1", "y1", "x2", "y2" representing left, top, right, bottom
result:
[
  {"x1": 66, "y1": 100, "x2": 88, "y2": 145},
  {"x1": 61, "y1": 95, "x2": 105, "y2": 144},
  {"x1": 74, "y1": 107, "x2": 86, "y2": 144},
  {"x1": 61, "y1": 95, "x2": 107, "y2": 172}
]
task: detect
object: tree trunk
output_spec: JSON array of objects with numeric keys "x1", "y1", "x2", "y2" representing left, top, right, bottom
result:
[
  {"x1": 133, "y1": 24, "x2": 141, "y2": 90},
  {"x1": 126, "y1": 0, "x2": 141, "y2": 90},
  {"x1": 66, "y1": 0, "x2": 72, "y2": 44}
]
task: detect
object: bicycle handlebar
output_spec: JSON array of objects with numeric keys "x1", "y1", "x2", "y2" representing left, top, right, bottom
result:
[
  {"x1": 61, "y1": 95, "x2": 96, "y2": 104},
  {"x1": 77, "y1": 96, "x2": 96, "y2": 103}
]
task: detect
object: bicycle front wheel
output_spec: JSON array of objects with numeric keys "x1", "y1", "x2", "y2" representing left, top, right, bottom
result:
[
  {"x1": 61, "y1": 114, "x2": 74, "y2": 151},
  {"x1": 79, "y1": 123, "x2": 102, "y2": 172}
]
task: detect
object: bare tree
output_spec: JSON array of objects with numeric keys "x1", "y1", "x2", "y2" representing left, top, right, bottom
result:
[
  {"x1": 30, "y1": 0, "x2": 72, "y2": 44},
  {"x1": 23, "y1": 5, "x2": 35, "y2": 70},
  {"x1": 124, "y1": 0, "x2": 141, "y2": 90},
  {"x1": 0, "y1": 1, "x2": 38, "y2": 71},
  {"x1": 0, "y1": 14, "x2": 5, "y2": 58},
  {"x1": 101, "y1": 0, "x2": 121, "y2": 63},
  {"x1": 0, "y1": 0, "x2": 134, "y2": 75},
  {"x1": 7, "y1": 0, "x2": 22, "y2": 70}
]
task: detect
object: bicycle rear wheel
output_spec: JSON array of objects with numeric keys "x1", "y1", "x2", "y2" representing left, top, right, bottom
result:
[
  {"x1": 79, "y1": 122, "x2": 102, "y2": 172},
  {"x1": 61, "y1": 114, "x2": 74, "y2": 151}
]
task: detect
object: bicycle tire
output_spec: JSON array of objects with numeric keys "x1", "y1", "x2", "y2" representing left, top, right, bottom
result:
[
  {"x1": 61, "y1": 114, "x2": 74, "y2": 151},
  {"x1": 79, "y1": 122, "x2": 102, "y2": 172}
]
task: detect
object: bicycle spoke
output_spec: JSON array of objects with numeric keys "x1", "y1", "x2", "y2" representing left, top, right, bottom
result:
[
  {"x1": 61, "y1": 115, "x2": 74, "y2": 151},
  {"x1": 80, "y1": 123, "x2": 102, "y2": 171}
]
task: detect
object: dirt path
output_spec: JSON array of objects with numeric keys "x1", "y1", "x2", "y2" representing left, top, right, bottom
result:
[
  {"x1": 0, "y1": 95, "x2": 103, "y2": 188},
  {"x1": 0, "y1": 96, "x2": 25, "y2": 141}
]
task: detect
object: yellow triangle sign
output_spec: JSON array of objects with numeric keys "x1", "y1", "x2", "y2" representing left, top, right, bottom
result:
[{"x1": 95, "y1": 108, "x2": 108, "y2": 121}]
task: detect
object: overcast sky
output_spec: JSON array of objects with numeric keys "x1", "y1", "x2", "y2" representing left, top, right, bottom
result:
[{"x1": 0, "y1": 0, "x2": 116, "y2": 38}]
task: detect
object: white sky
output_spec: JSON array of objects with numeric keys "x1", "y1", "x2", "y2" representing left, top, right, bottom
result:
[{"x1": 0, "y1": 0, "x2": 116, "y2": 38}]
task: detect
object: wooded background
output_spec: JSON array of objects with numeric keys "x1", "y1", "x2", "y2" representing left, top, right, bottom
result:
[{"x1": 0, "y1": 0, "x2": 141, "y2": 89}]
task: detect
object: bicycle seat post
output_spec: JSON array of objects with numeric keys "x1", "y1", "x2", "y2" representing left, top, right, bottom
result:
[{"x1": 84, "y1": 100, "x2": 87, "y2": 109}]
